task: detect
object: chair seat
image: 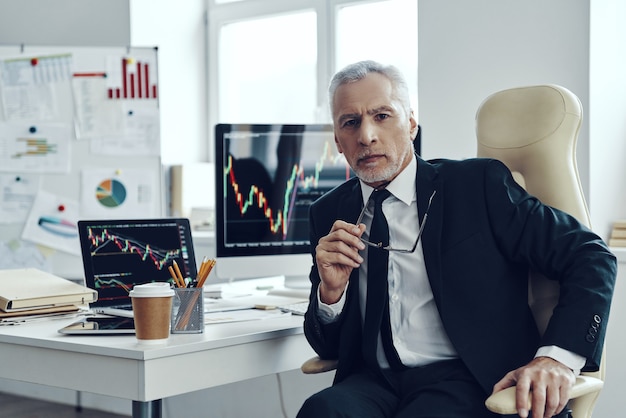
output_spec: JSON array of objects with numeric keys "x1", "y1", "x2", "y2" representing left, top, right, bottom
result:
[{"x1": 484, "y1": 375, "x2": 604, "y2": 415}]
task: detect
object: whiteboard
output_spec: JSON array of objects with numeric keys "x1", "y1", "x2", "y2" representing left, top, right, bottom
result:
[{"x1": 0, "y1": 45, "x2": 163, "y2": 280}]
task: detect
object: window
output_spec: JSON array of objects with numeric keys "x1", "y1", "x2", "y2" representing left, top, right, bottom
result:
[
  {"x1": 208, "y1": 0, "x2": 417, "y2": 153},
  {"x1": 336, "y1": 1, "x2": 418, "y2": 114},
  {"x1": 218, "y1": 11, "x2": 318, "y2": 124}
]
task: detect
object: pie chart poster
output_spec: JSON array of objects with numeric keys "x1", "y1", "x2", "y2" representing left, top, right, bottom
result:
[{"x1": 80, "y1": 169, "x2": 158, "y2": 219}]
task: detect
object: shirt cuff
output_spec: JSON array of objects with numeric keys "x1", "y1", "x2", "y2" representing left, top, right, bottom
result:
[
  {"x1": 316, "y1": 282, "x2": 349, "y2": 324},
  {"x1": 535, "y1": 345, "x2": 586, "y2": 375}
]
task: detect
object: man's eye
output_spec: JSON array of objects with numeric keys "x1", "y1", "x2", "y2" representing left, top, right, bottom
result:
[
  {"x1": 376, "y1": 114, "x2": 389, "y2": 121},
  {"x1": 342, "y1": 120, "x2": 357, "y2": 128}
]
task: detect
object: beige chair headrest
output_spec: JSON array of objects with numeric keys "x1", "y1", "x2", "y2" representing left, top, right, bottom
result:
[{"x1": 476, "y1": 84, "x2": 590, "y2": 227}]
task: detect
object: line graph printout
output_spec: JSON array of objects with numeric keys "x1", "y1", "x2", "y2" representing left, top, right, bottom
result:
[{"x1": 78, "y1": 219, "x2": 195, "y2": 304}]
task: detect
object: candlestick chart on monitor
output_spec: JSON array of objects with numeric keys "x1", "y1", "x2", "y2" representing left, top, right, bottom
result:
[
  {"x1": 77, "y1": 218, "x2": 196, "y2": 303},
  {"x1": 221, "y1": 124, "x2": 352, "y2": 253}
]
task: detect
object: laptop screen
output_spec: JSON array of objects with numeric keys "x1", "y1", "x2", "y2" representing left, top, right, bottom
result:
[{"x1": 77, "y1": 218, "x2": 197, "y2": 308}]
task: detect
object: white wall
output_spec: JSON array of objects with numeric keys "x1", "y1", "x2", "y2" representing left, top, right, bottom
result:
[
  {"x1": 588, "y1": 4, "x2": 626, "y2": 413},
  {"x1": 589, "y1": 0, "x2": 626, "y2": 238},
  {"x1": 130, "y1": 0, "x2": 208, "y2": 166},
  {"x1": 418, "y1": 0, "x2": 590, "y2": 190},
  {"x1": 0, "y1": 0, "x2": 129, "y2": 46},
  {"x1": 418, "y1": 0, "x2": 626, "y2": 241}
]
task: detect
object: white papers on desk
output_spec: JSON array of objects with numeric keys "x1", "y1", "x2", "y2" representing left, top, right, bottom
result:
[
  {"x1": 203, "y1": 290, "x2": 308, "y2": 324},
  {"x1": 204, "y1": 297, "x2": 255, "y2": 313},
  {"x1": 202, "y1": 277, "x2": 309, "y2": 324},
  {"x1": 204, "y1": 309, "x2": 289, "y2": 324},
  {"x1": 205, "y1": 293, "x2": 307, "y2": 313}
]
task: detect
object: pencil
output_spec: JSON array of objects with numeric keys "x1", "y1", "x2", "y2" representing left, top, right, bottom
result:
[
  {"x1": 172, "y1": 260, "x2": 185, "y2": 285},
  {"x1": 200, "y1": 259, "x2": 211, "y2": 282},
  {"x1": 197, "y1": 257, "x2": 208, "y2": 282},
  {"x1": 197, "y1": 259, "x2": 215, "y2": 288},
  {"x1": 168, "y1": 265, "x2": 183, "y2": 288},
  {"x1": 198, "y1": 258, "x2": 210, "y2": 280}
]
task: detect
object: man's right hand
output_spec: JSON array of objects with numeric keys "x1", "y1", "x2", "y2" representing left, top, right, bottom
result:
[{"x1": 315, "y1": 220, "x2": 366, "y2": 304}]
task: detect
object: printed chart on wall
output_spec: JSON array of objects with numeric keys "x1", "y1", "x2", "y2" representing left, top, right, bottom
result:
[
  {"x1": 81, "y1": 168, "x2": 158, "y2": 219},
  {"x1": 21, "y1": 190, "x2": 80, "y2": 256},
  {"x1": 73, "y1": 49, "x2": 160, "y2": 156},
  {"x1": 0, "y1": 45, "x2": 163, "y2": 270},
  {"x1": 0, "y1": 123, "x2": 72, "y2": 173}
]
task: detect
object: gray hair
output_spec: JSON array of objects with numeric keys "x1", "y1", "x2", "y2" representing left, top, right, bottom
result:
[{"x1": 328, "y1": 60, "x2": 411, "y2": 117}]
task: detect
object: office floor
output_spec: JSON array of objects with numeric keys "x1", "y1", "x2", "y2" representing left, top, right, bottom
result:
[{"x1": 0, "y1": 392, "x2": 130, "y2": 418}]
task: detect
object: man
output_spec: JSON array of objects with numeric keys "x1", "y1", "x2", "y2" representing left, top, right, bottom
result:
[{"x1": 297, "y1": 60, "x2": 616, "y2": 418}]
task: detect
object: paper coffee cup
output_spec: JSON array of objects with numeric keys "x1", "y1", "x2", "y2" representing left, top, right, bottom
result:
[{"x1": 129, "y1": 282, "x2": 174, "y2": 344}]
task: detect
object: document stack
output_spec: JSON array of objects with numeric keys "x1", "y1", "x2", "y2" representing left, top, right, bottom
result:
[
  {"x1": 608, "y1": 220, "x2": 626, "y2": 247},
  {"x1": 0, "y1": 268, "x2": 96, "y2": 319}
]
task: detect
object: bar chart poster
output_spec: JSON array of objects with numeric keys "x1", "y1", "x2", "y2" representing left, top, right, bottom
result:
[{"x1": 105, "y1": 53, "x2": 158, "y2": 100}]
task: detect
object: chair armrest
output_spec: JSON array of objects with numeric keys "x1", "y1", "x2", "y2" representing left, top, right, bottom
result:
[
  {"x1": 485, "y1": 375, "x2": 604, "y2": 415},
  {"x1": 301, "y1": 356, "x2": 339, "y2": 374}
]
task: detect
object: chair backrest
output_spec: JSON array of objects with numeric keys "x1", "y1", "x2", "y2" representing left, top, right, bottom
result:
[{"x1": 476, "y1": 84, "x2": 602, "y2": 415}]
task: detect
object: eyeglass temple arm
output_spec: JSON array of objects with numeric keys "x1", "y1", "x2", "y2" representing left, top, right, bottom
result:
[{"x1": 417, "y1": 190, "x2": 436, "y2": 237}]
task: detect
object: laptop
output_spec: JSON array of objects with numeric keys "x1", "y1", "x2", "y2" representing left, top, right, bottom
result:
[{"x1": 76, "y1": 218, "x2": 197, "y2": 319}]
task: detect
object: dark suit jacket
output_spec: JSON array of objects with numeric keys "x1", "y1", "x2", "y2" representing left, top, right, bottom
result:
[{"x1": 303, "y1": 156, "x2": 616, "y2": 394}]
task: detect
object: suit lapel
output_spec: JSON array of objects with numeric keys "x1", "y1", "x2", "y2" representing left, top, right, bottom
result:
[
  {"x1": 417, "y1": 157, "x2": 444, "y2": 301},
  {"x1": 337, "y1": 180, "x2": 362, "y2": 223},
  {"x1": 335, "y1": 180, "x2": 365, "y2": 355},
  {"x1": 332, "y1": 179, "x2": 363, "y2": 303}
]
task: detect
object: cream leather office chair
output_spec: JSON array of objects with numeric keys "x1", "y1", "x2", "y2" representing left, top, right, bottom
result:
[
  {"x1": 302, "y1": 84, "x2": 606, "y2": 417},
  {"x1": 477, "y1": 84, "x2": 604, "y2": 417}
]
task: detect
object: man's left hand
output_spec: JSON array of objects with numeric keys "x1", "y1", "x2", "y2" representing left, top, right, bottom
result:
[{"x1": 492, "y1": 356, "x2": 575, "y2": 418}]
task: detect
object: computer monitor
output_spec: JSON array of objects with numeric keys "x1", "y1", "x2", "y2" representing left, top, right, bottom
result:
[{"x1": 214, "y1": 123, "x2": 353, "y2": 288}]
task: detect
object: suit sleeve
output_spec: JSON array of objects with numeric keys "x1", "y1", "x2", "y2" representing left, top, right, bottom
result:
[
  {"x1": 302, "y1": 202, "x2": 347, "y2": 360},
  {"x1": 483, "y1": 159, "x2": 616, "y2": 371}
]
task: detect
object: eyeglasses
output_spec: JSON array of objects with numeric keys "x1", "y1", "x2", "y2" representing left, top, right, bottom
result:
[{"x1": 356, "y1": 189, "x2": 436, "y2": 253}]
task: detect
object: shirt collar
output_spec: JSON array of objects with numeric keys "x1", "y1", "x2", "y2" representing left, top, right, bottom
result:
[{"x1": 359, "y1": 153, "x2": 417, "y2": 206}]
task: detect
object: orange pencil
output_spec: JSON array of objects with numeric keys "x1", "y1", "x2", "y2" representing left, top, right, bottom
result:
[
  {"x1": 168, "y1": 266, "x2": 183, "y2": 288},
  {"x1": 172, "y1": 260, "x2": 185, "y2": 286},
  {"x1": 197, "y1": 259, "x2": 215, "y2": 288},
  {"x1": 197, "y1": 257, "x2": 208, "y2": 281}
]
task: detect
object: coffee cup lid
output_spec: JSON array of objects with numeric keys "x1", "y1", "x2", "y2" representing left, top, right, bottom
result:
[{"x1": 129, "y1": 282, "x2": 174, "y2": 298}]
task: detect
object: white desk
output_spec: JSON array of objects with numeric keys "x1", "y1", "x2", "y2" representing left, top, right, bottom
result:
[{"x1": 0, "y1": 314, "x2": 314, "y2": 418}]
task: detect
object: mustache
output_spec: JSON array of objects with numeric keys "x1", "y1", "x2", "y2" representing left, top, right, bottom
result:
[{"x1": 356, "y1": 151, "x2": 383, "y2": 161}]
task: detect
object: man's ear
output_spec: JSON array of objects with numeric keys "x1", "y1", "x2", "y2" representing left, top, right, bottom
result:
[
  {"x1": 335, "y1": 134, "x2": 344, "y2": 154},
  {"x1": 409, "y1": 110, "x2": 418, "y2": 140}
]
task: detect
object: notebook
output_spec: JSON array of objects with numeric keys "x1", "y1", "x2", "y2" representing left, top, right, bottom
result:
[
  {"x1": 0, "y1": 268, "x2": 96, "y2": 313},
  {"x1": 77, "y1": 218, "x2": 197, "y2": 319}
]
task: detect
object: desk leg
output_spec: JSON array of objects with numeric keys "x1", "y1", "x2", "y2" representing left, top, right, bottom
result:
[{"x1": 132, "y1": 399, "x2": 162, "y2": 418}]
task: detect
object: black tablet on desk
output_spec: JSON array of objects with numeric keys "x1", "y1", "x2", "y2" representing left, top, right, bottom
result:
[{"x1": 59, "y1": 316, "x2": 135, "y2": 335}]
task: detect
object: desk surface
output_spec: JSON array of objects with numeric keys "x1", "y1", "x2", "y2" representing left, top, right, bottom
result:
[{"x1": 0, "y1": 314, "x2": 313, "y2": 402}]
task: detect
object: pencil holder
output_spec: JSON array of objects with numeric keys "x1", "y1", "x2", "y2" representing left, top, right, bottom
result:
[{"x1": 171, "y1": 287, "x2": 204, "y2": 334}]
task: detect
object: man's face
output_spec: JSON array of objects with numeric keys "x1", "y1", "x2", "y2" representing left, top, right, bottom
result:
[{"x1": 332, "y1": 72, "x2": 417, "y2": 188}]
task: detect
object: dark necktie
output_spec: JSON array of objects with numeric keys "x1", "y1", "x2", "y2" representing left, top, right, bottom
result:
[{"x1": 362, "y1": 189, "x2": 406, "y2": 371}]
